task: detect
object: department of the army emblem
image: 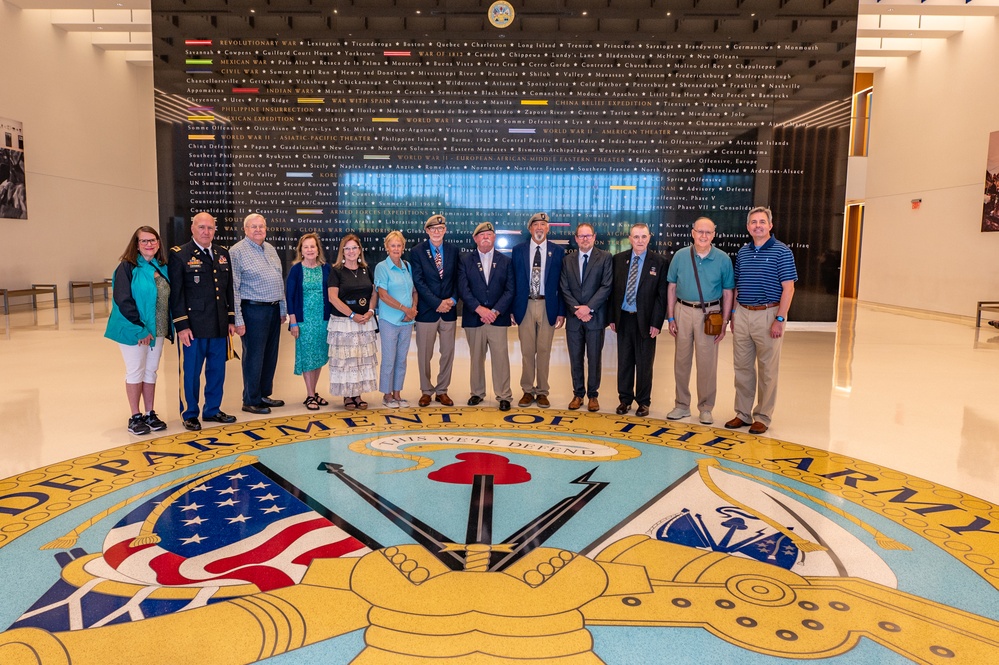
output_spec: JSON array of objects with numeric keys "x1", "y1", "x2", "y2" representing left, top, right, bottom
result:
[
  {"x1": 488, "y1": 1, "x2": 515, "y2": 29},
  {"x1": 0, "y1": 409, "x2": 997, "y2": 663}
]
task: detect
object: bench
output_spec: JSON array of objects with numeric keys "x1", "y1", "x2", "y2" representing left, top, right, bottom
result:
[
  {"x1": 0, "y1": 284, "x2": 59, "y2": 337},
  {"x1": 69, "y1": 279, "x2": 113, "y2": 323},
  {"x1": 976, "y1": 301, "x2": 999, "y2": 327}
]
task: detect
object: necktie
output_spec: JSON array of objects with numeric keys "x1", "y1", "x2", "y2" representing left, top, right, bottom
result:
[
  {"x1": 434, "y1": 247, "x2": 443, "y2": 278},
  {"x1": 625, "y1": 256, "x2": 640, "y2": 308},
  {"x1": 530, "y1": 246, "x2": 542, "y2": 297},
  {"x1": 581, "y1": 253, "x2": 589, "y2": 282}
]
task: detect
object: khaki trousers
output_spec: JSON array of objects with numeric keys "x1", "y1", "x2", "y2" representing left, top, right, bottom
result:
[
  {"x1": 673, "y1": 302, "x2": 721, "y2": 411},
  {"x1": 415, "y1": 319, "x2": 456, "y2": 395},
  {"x1": 732, "y1": 306, "x2": 784, "y2": 426},
  {"x1": 518, "y1": 298, "x2": 555, "y2": 396},
  {"x1": 466, "y1": 324, "x2": 512, "y2": 402}
]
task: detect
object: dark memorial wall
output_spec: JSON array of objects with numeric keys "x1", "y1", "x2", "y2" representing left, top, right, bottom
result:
[{"x1": 151, "y1": 0, "x2": 859, "y2": 321}]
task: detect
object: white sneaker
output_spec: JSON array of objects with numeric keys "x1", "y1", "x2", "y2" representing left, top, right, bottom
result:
[
  {"x1": 396, "y1": 398, "x2": 410, "y2": 408},
  {"x1": 666, "y1": 407, "x2": 691, "y2": 420},
  {"x1": 383, "y1": 397, "x2": 400, "y2": 408},
  {"x1": 699, "y1": 410, "x2": 714, "y2": 425}
]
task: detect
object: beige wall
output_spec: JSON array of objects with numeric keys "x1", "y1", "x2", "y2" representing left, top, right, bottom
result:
[
  {"x1": 861, "y1": 17, "x2": 999, "y2": 316},
  {"x1": 0, "y1": 5, "x2": 157, "y2": 292}
]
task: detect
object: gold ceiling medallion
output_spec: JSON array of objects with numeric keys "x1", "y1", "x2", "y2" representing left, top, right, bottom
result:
[{"x1": 488, "y1": 1, "x2": 515, "y2": 29}]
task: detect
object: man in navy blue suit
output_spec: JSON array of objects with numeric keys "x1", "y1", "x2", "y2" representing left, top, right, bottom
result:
[
  {"x1": 559, "y1": 223, "x2": 614, "y2": 412},
  {"x1": 410, "y1": 214, "x2": 460, "y2": 407},
  {"x1": 458, "y1": 222, "x2": 515, "y2": 411},
  {"x1": 512, "y1": 212, "x2": 565, "y2": 408}
]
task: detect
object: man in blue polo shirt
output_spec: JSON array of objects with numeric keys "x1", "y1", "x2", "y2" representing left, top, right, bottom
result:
[
  {"x1": 665, "y1": 217, "x2": 734, "y2": 426},
  {"x1": 725, "y1": 206, "x2": 798, "y2": 435}
]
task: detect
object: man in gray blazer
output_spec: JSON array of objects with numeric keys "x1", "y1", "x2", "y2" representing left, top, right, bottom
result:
[{"x1": 559, "y1": 223, "x2": 614, "y2": 412}]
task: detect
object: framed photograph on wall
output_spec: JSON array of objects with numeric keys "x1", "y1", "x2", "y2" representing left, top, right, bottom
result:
[
  {"x1": 982, "y1": 130, "x2": 999, "y2": 232},
  {"x1": 0, "y1": 117, "x2": 27, "y2": 220}
]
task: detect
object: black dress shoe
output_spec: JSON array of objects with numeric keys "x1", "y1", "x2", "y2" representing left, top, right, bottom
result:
[
  {"x1": 636, "y1": 404, "x2": 650, "y2": 417},
  {"x1": 467, "y1": 395, "x2": 483, "y2": 406},
  {"x1": 260, "y1": 396, "x2": 285, "y2": 407},
  {"x1": 615, "y1": 402, "x2": 631, "y2": 415},
  {"x1": 204, "y1": 411, "x2": 237, "y2": 423},
  {"x1": 241, "y1": 404, "x2": 271, "y2": 415},
  {"x1": 183, "y1": 418, "x2": 202, "y2": 431},
  {"x1": 498, "y1": 400, "x2": 511, "y2": 411}
]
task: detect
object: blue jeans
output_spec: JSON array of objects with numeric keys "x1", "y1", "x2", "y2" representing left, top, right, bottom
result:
[{"x1": 379, "y1": 319, "x2": 413, "y2": 393}]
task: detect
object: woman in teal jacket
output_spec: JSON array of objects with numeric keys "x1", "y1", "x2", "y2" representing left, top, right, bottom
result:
[{"x1": 104, "y1": 226, "x2": 172, "y2": 435}]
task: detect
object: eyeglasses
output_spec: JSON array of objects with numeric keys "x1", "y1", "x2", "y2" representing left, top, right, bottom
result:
[
  {"x1": 575, "y1": 234, "x2": 593, "y2": 240},
  {"x1": 427, "y1": 226, "x2": 446, "y2": 232},
  {"x1": 693, "y1": 230, "x2": 714, "y2": 235},
  {"x1": 138, "y1": 238, "x2": 159, "y2": 245}
]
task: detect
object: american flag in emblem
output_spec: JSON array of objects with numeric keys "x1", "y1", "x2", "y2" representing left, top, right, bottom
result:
[
  {"x1": 11, "y1": 461, "x2": 377, "y2": 632},
  {"x1": 100, "y1": 464, "x2": 370, "y2": 592}
]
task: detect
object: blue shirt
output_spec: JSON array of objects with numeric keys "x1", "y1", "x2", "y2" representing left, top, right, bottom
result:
[
  {"x1": 230, "y1": 238, "x2": 287, "y2": 325},
  {"x1": 375, "y1": 258, "x2": 416, "y2": 326},
  {"x1": 621, "y1": 251, "x2": 645, "y2": 313},
  {"x1": 733, "y1": 237, "x2": 798, "y2": 305},
  {"x1": 667, "y1": 245, "x2": 735, "y2": 303}
]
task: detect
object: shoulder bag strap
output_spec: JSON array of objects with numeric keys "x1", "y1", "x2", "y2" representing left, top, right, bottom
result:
[{"x1": 689, "y1": 246, "x2": 707, "y2": 315}]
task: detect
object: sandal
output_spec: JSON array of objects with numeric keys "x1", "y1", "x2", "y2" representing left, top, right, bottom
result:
[
  {"x1": 343, "y1": 396, "x2": 358, "y2": 411},
  {"x1": 304, "y1": 395, "x2": 320, "y2": 411},
  {"x1": 313, "y1": 392, "x2": 329, "y2": 406},
  {"x1": 355, "y1": 396, "x2": 369, "y2": 410}
]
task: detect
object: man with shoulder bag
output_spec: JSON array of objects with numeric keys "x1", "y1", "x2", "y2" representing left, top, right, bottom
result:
[{"x1": 665, "y1": 216, "x2": 734, "y2": 425}]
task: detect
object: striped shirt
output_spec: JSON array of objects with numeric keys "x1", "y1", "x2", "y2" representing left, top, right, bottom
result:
[
  {"x1": 230, "y1": 238, "x2": 287, "y2": 326},
  {"x1": 733, "y1": 237, "x2": 797, "y2": 305}
]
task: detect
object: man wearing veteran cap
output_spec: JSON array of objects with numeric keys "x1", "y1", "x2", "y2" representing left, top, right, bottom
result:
[
  {"x1": 512, "y1": 212, "x2": 565, "y2": 408},
  {"x1": 458, "y1": 221, "x2": 515, "y2": 411},
  {"x1": 410, "y1": 214, "x2": 460, "y2": 407}
]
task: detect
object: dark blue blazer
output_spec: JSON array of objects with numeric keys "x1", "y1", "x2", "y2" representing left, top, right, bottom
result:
[
  {"x1": 512, "y1": 240, "x2": 566, "y2": 325},
  {"x1": 458, "y1": 250, "x2": 514, "y2": 328},
  {"x1": 410, "y1": 240, "x2": 459, "y2": 323},
  {"x1": 285, "y1": 262, "x2": 332, "y2": 323}
]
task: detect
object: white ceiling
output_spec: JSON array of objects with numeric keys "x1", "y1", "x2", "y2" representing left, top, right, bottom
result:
[{"x1": 7, "y1": 0, "x2": 999, "y2": 69}]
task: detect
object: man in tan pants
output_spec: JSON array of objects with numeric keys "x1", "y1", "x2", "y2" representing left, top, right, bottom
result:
[
  {"x1": 665, "y1": 217, "x2": 734, "y2": 426},
  {"x1": 512, "y1": 212, "x2": 565, "y2": 408},
  {"x1": 725, "y1": 207, "x2": 798, "y2": 435}
]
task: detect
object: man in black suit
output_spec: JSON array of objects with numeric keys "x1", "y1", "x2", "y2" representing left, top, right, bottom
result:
[
  {"x1": 410, "y1": 214, "x2": 460, "y2": 407},
  {"x1": 458, "y1": 222, "x2": 515, "y2": 411},
  {"x1": 168, "y1": 212, "x2": 238, "y2": 431},
  {"x1": 609, "y1": 223, "x2": 667, "y2": 417},
  {"x1": 559, "y1": 223, "x2": 613, "y2": 412}
]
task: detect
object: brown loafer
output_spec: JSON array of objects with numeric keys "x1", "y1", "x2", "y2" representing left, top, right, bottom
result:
[
  {"x1": 518, "y1": 392, "x2": 535, "y2": 407},
  {"x1": 725, "y1": 417, "x2": 750, "y2": 429},
  {"x1": 615, "y1": 402, "x2": 631, "y2": 415},
  {"x1": 636, "y1": 404, "x2": 650, "y2": 417},
  {"x1": 587, "y1": 397, "x2": 599, "y2": 412},
  {"x1": 536, "y1": 395, "x2": 550, "y2": 408},
  {"x1": 749, "y1": 421, "x2": 769, "y2": 435},
  {"x1": 568, "y1": 396, "x2": 584, "y2": 410},
  {"x1": 435, "y1": 393, "x2": 454, "y2": 407},
  {"x1": 418, "y1": 394, "x2": 432, "y2": 407}
]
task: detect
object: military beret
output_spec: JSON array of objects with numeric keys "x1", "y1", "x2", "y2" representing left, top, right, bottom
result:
[
  {"x1": 473, "y1": 221, "x2": 495, "y2": 236},
  {"x1": 528, "y1": 212, "x2": 549, "y2": 228}
]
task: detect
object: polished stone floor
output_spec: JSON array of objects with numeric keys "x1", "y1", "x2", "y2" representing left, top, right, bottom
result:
[
  {"x1": 2, "y1": 298, "x2": 998, "y2": 505},
  {"x1": 1, "y1": 298, "x2": 998, "y2": 663}
]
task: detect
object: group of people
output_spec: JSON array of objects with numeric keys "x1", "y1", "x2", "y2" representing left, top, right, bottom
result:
[{"x1": 106, "y1": 206, "x2": 796, "y2": 437}]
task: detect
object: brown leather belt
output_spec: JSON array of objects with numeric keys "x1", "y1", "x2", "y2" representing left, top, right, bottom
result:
[{"x1": 740, "y1": 302, "x2": 779, "y2": 311}]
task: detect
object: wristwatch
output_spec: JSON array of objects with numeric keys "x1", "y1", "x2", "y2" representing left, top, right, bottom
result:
[{"x1": 775, "y1": 315, "x2": 786, "y2": 322}]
